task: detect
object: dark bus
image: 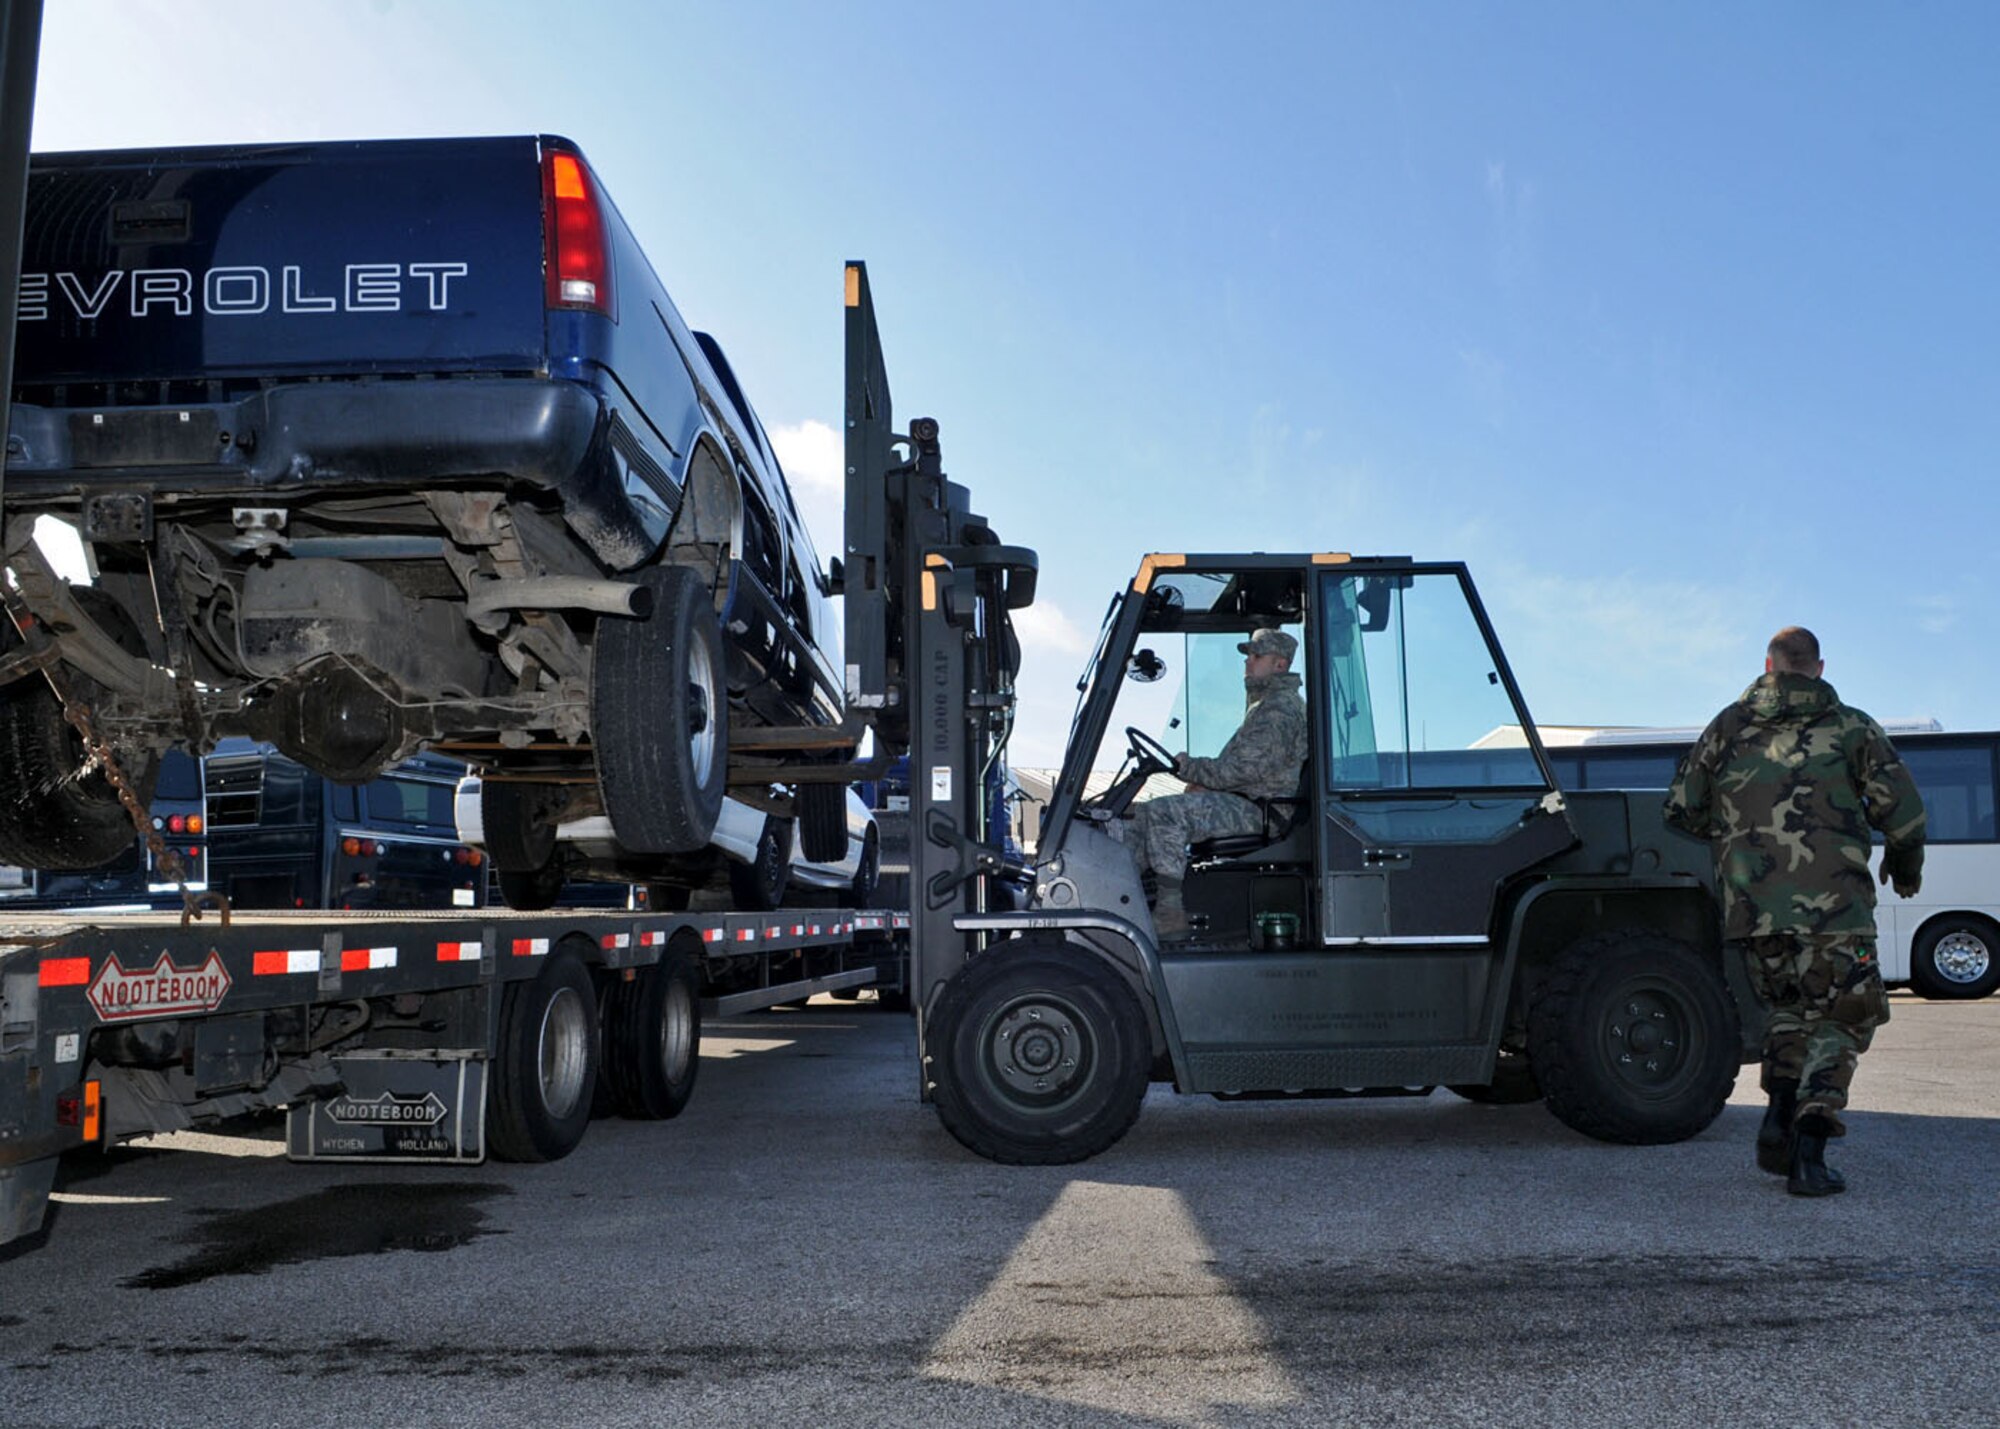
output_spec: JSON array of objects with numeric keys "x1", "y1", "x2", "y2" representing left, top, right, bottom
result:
[
  {"x1": 203, "y1": 740, "x2": 487, "y2": 911},
  {"x1": 0, "y1": 749, "x2": 208, "y2": 910}
]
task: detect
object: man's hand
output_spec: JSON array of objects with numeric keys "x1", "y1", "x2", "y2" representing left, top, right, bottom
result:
[{"x1": 1879, "y1": 862, "x2": 1921, "y2": 899}]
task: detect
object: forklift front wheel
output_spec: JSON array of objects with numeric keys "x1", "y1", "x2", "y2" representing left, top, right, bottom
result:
[{"x1": 928, "y1": 945, "x2": 1150, "y2": 1165}]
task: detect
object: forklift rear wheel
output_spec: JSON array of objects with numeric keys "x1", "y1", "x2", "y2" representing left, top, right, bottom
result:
[
  {"x1": 928, "y1": 944, "x2": 1150, "y2": 1164},
  {"x1": 1528, "y1": 929, "x2": 1740, "y2": 1145},
  {"x1": 593, "y1": 565, "x2": 727, "y2": 855},
  {"x1": 487, "y1": 951, "x2": 598, "y2": 1162},
  {"x1": 601, "y1": 944, "x2": 703, "y2": 1120}
]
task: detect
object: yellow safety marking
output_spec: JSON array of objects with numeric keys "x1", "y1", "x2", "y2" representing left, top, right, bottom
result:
[
  {"x1": 844, "y1": 265, "x2": 862, "y2": 308},
  {"x1": 1311, "y1": 552, "x2": 1353, "y2": 564},
  {"x1": 1133, "y1": 553, "x2": 1187, "y2": 594}
]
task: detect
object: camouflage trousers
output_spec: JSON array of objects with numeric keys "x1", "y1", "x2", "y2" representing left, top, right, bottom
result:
[
  {"x1": 1110, "y1": 791, "x2": 1266, "y2": 882},
  {"x1": 1738, "y1": 932, "x2": 1892, "y2": 1136}
]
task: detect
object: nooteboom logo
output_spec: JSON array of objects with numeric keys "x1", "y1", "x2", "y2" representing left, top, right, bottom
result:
[
  {"x1": 325, "y1": 1092, "x2": 449, "y2": 1127},
  {"x1": 87, "y1": 951, "x2": 232, "y2": 1023}
]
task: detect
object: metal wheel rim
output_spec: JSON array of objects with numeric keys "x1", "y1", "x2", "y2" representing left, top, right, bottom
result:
[
  {"x1": 658, "y1": 975, "x2": 695, "y2": 1079},
  {"x1": 687, "y1": 636, "x2": 718, "y2": 785},
  {"x1": 973, "y1": 990, "x2": 1097, "y2": 1113},
  {"x1": 1933, "y1": 929, "x2": 1992, "y2": 985},
  {"x1": 1597, "y1": 976, "x2": 1698, "y2": 1095},
  {"x1": 537, "y1": 985, "x2": 591, "y2": 1118}
]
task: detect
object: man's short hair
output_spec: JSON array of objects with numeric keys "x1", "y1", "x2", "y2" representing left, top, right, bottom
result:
[{"x1": 1767, "y1": 626, "x2": 1821, "y2": 672}]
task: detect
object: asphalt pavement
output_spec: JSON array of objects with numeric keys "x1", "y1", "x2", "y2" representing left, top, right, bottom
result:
[{"x1": 3, "y1": 991, "x2": 1996, "y2": 1428}]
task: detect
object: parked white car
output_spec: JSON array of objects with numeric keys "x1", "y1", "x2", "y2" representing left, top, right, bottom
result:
[{"x1": 455, "y1": 775, "x2": 877, "y2": 913}]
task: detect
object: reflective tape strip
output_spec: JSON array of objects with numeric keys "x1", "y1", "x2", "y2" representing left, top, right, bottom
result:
[
  {"x1": 639, "y1": 930, "x2": 666, "y2": 947},
  {"x1": 341, "y1": 947, "x2": 398, "y2": 972},
  {"x1": 789, "y1": 924, "x2": 805, "y2": 937},
  {"x1": 510, "y1": 938, "x2": 549, "y2": 959},
  {"x1": 600, "y1": 933, "x2": 632, "y2": 951},
  {"x1": 703, "y1": 927, "x2": 725, "y2": 943},
  {"x1": 38, "y1": 957, "x2": 92, "y2": 988},
  {"x1": 436, "y1": 941, "x2": 482, "y2": 963},
  {"x1": 253, "y1": 949, "x2": 319, "y2": 976},
  {"x1": 735, "y1": 928, "x2": 757, "y2": 943},
  {"x1": 808, "y1": 924, "x2": 822, "y2": 936},
  {"x1": 857, "y1": 915, "x2": 884, "y2": 930},
  {"x1": 765, "y1": 926, "x2": 782, "y2": 939}
]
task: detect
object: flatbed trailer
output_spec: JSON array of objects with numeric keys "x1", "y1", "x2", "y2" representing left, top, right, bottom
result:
[{"x1": 0, "y1": 903, "x2": 907, "y2": 1244}]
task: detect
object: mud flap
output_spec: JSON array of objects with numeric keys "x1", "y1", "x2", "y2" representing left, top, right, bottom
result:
[{"x1": 286, "y1": 1051, "x2": 486, "y2": 1164}]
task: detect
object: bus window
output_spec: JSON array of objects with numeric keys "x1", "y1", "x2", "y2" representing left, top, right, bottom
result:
[{"x1": 1896, "y1": 746, "x2": 1997, "y2": 843}]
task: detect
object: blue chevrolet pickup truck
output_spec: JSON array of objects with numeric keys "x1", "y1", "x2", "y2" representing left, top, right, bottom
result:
[{"x1": 1, "y1": 135, "x2": 846, "y2": 875}]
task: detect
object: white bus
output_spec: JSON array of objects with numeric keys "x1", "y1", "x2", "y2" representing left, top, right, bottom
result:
[{"x1": 1544, "y1": 729, "x2": 1999, "y2": 1000}]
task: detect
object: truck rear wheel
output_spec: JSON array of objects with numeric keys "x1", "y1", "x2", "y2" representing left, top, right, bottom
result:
[
  {"x1": 600, "y1": 943, "x2": 702, "y2": 1120},
  {"x1": 797, "y1": 782, "x2": 847, "y2": 863},
  {"x1": 487, "y1": 951, "x2": 597, "y2": 1162},
  {"x1": 593, "y1": 565, "x2": 726, "y2": 855},
  {"x1": 1529, "y1": 929, "x2": 1740, "y2": 1145},
  {"x1": 928, "y1": 941, "x2": 1150, "y2": 1164},
  {"x1": 481, "y1": 779, "x2": 562, "y2": 874},
  {"x1": 496, "y1": 862, "x2": 564, "y2": 912}
]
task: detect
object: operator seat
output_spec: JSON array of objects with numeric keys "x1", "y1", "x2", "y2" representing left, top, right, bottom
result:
[{"x1": 1187, "y1": 759, "x2": 1313, "y2": 865}]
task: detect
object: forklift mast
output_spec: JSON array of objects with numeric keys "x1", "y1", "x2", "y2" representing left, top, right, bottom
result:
[{"x1": 838, "y1": 262, "x2": 1038, "y2": 1029}]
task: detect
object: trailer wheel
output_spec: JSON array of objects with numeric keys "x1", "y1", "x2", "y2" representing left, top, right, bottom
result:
[
  {"x1": 1529, "y1": 929, "x2": 1740, "y2": 1145},
  {"x1": 798, "y1": 782, "x2": 847, "y2": 863},
  {"x1": 593, "y1": 565, "x2": 726, "y2": 855},
  {"x1": 928, "y1": 942, "x2": 1150, "y2": 1164},
  {"x1": 481, "y1": 779, "x2": 562, "y2": 874},
  {"x1": 496, "y1": 862, "x2": 564, "y2": 912},
  {"x1": 601, "y1": 943, "x2": 703, "y2": 1120},
  {"x1": 487, "y1": 952, "x2": 597, "y2": 1162},
  {"x1": 0, "y1": 589, "x2": 157, "y2": 870},
  {"x1": 728, "y1": 815, "x2": 793, "y2": 910},
  {"x1": 1448, "y1": 1049, "x2": 1543, "y2": 1105},
  {"x1": 1908, "y1": 914, "x2": 2000, "y2": 1000}
]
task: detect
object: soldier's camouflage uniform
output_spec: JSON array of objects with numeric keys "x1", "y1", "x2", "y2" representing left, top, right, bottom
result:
[
  {"x1": 1120, "y1": 671, "x2": 1308, "y2": 881},
  {"x1": 1663, "y1": 672, "x2": 1926, "y2": 1134}
]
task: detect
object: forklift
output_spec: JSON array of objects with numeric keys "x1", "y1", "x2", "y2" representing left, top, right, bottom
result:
[{"x1": 855, "y1": 264, "x2": 1753, "y2": 1165}]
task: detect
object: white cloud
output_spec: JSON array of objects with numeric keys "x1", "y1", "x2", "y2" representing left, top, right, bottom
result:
[
  {"x1": 1010, "y1": 599, "x2": 1090, "y2": 656},
  {"x1": 767, "y1": 418, "x2": 845, "y2": 560}
]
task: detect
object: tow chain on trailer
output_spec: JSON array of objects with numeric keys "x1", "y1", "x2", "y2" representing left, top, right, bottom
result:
[{"x1": 1, "y1": 586, "x2": 231, "y2": 929}]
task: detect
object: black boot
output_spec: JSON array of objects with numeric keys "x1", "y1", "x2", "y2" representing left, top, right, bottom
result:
[
  {"x1": 1757, "y1": 1080, "x2": 1798, "y2": 1177},
  {"x1": 1787, "y1": 1115, "x2": 1847, "y2": 1198}
]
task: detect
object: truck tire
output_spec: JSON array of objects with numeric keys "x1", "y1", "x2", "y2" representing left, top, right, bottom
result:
[
  {"x1": 841, "y1": 826, "x2": 881, "y2": 909},
  {"x1": 0, "y1": 589, "x2": 157, "y2": 870},
  {"x1": 496, "y1": 861, "x2": 564, "y2": 912},
  {"x1": 1908, "y1": 915, "x2": 2000, "y2": 1000},
  {"x1": 1448, "y1": 1049, "x2": 1542, "y2": 1105},
  {"x1": 928, "y1": 941, "x2": 1150, "y2": 1164},
  {"x1": 481, "y1": 779, "x2": 561, "y2": 874},
  {"x1": 1529, "y1": 929, "x2": 1740, "y2": 1145},
  {"x1": 728, "y1": 815, "x2": 793, "y2": 910},
  {"x1": 486, "y1": 951, "x2": 597, "y2": 1162},
  {"x1": 593, "y1": 565, "x2": 726, "y2": 855},
  {"x1": 601, "y1": 942, "x2": 702, "y2": 1120},
  {"x1": 798, "y1": 782, "x2": 847, "y2": 863}
]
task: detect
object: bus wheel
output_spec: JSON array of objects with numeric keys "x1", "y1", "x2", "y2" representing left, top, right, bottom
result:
[
  {"x1": 928, "y1": 941, "x2": 1150, "y2": 1165},
  {"x1": 593, "y1": 565, "x2": 726, "y2": 855},
  {"x1": 1909, "y1": 915, "x2": 2000, "y2": 1000},
  {"x1": 1529, "y1": 929, "x2": 1740, "y2": 1145},
  {"x1": 497, "y1": 862, "x2": 564, "y2": 911},
  {"x1": 487, "y1": 952, "x2": 597, "y2": 1162},
  {"x1": 601, "y1": 944, "x2": 702, "y2": 1119}
]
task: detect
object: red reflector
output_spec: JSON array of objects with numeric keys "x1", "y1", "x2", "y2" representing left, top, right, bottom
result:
[
  {"x1": 341, "y1": 836, "x2": 360, "y2": 857},
  {"x1": 543, "y1": 148, "x2": 613, "y2": 316},
  {"x1": 39, "y1": 957, "x2": 92, "y2": 988},
  {"x1": 168, "y1": 814, "x2": 185, "y2": 833}
]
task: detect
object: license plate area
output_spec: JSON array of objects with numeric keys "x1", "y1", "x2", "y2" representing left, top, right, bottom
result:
[{"x1": 69, "y1": 408, "x2": 224, "y2": 467}]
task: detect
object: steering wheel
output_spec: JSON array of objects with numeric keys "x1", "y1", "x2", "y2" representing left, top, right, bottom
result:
[{"x1": 1125, "y1": 726, "x2": 1178, "y2": 776}]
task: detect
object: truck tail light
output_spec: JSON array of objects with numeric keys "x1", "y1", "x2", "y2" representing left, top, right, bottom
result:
[
  {"x1": 543, "y1": 149, "x2": 614, "y2": 316},
  {"x1": 57, "y1": 1081, "x2": 103, "y2": 1143}
]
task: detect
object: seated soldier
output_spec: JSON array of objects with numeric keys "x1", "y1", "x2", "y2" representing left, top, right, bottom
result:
[{"x1": 1116, "y1": 628, "x2": 1307, "y2": 937}]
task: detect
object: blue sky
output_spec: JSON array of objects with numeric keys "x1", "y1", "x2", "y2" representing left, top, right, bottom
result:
[{"x1": 29, "y1": 1, "x2": 2000, "y2": 766}]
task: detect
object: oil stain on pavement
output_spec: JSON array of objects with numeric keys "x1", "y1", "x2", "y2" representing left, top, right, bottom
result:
[{"x1": 123, "y1": 1183, "x2": 508, "y2": 1290}]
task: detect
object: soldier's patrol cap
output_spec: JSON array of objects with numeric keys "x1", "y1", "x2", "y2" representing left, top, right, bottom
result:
[{"x1": 1238, "y1": 628, "x2": 1298, "y2": 661}]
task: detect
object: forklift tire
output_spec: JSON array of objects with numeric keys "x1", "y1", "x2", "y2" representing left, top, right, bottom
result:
[
  {"x1": 487, "y1": 951, "x2": 598, "y2": 1162},
  {"x1": 600, "y1": 943, "x2": 702, "y2": 1120},
  {"x1": 593, "y1": 565, "x2": 727, "y2": 855},
  {"x1": 1528, "y1": 929, "x2": 1740, "y2": 1145},
  {"x1": 798, "y1": 782, "x2": 847, "y2": 863},
  {"x1": 1448, "y1": 1050, "x2": 1543, "y2": 1105},
  {"x1": 927, "y1": 944, "x2": 1150, "y2": 1165},
  {"x1": 496, "y1": 861, "x2": 565, "y2": 912}
]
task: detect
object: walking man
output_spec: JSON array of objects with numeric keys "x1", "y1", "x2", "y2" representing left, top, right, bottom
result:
[
  {"x1": 1664, "y1": 626, "x2": 1926, "y2": 1196},
  {"x1": 1121, "y1": 628, "x2": 1308, "y2": 937}
]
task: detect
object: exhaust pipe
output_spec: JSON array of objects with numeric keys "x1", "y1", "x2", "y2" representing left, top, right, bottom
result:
[{"x1": 466, "y1": 577, "x2": 654, "y2": 621}]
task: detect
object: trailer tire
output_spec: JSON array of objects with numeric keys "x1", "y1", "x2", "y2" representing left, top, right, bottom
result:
[
  {"x1": 928, "y1": 942, "x2": 1150, "y2": 1164},
  {"x1": 496, "y1": 862, "x2": 564, "y2": 912},
  {"x1": 593, "y1": 565, "x2": 726, "y2": 855},
  {"x1": 601, "y1": 943, "x2": 703, "y2": 1120},
  {"x1": 481, "y1": 779, "x2": 562, "y2": 874},
  {"x1": 487, "y1": 951, "x2": 597, "y2": 1162},
  {"x1": 798, "y1": 782, "x2": 847, "y2": 863},
  {"x1": 0, "y1": 589, "x2": 158, "y2": 871},
  {"x1": 728, "y1": 815, "x2": 793, "y2": 910},
  {"x1": 1908, "y1": 914, "x2": 2000, "y2": 1000},
  {"x1": 1529, "y1": 929, "x2": 1739, "y2": 1145}
]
